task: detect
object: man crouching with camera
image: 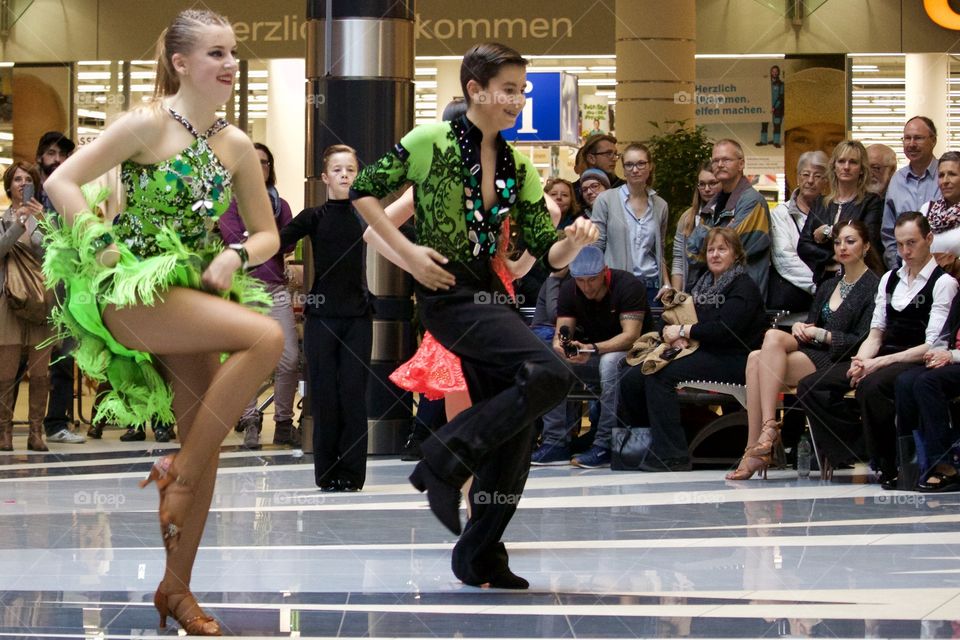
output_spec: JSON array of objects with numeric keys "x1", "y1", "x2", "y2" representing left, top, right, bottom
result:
[{"x1": 531, "y1": 245, "x2": 649, "y2": 468}]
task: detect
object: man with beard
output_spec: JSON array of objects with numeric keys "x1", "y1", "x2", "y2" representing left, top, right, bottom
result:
[{"x1": 36, "y1": 132, "x2": 85, "y2": 444}]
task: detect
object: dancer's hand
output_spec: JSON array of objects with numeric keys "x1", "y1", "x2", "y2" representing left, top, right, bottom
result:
[
  {"x1": 202, "y1": 249, "x2": 243, "y2": 291},
  {"x1": 563, "y1": 217, "x2": 599, "y2": 247},
  {"x1": 406, "y1": 245, "x2": 455, "y2": 291}
]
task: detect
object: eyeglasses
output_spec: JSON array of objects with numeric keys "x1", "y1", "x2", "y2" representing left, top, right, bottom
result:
[
  {"x1": 259, "y1": 159, "x2": 271, "y2": 166},
  {"x1": 623, "y1": 161, "x2": 649, "y2": 171},
  {"x1": 799, "y1": 171, "x2": 825, "y2": 181},
  {"x1": 591, "y1": 150, "x2": 620, "y2": 159},
  {"x1": 711, "y1": 157, "x2": 741, "y2": 165},
  {"x1": 697, "y1": 180, "x2": 720, "y2": 189},
  {"x1": 902, "y1": 135, "x2": 930, "y2": 143},
  {"x1": 582, "y1": 183, "x2": 605, "y2": 194}
]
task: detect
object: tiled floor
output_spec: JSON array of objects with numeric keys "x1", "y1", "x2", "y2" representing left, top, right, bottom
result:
[{"x1": 2, "y1": 424, "x2": 960, "y2": 638}]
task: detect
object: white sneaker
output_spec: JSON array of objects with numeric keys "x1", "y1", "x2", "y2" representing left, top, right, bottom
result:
[{"x1": 47, "y1": 428, "x2": 85, "y2": 444}]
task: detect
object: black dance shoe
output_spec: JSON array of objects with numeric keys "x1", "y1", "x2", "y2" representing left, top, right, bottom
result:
[
  {"x1": 120, "y1": 428, "x2": 146, "y2": 442},
  {"x1": 463, "y1": 569, "x2": 530, "y2": 590},
  {"x1": 409, "y1": 461, "x2": 462, "y2": 535}
]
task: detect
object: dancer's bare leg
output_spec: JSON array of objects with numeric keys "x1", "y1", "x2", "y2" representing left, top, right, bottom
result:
[{"x1": 756, "y1": 330, "x2": 815, "y2": 432}]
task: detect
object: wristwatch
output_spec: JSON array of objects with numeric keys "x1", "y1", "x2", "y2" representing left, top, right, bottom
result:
[
  {"x1": 679, "y1": 325, "x2": 686, "y2": 338},
  {"x1": 227, "y1": 243, "x2": 249, "y2": 270}
]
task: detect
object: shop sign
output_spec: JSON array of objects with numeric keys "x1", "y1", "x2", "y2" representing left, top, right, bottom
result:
[{"x1": 924, "y1": 0, "x2": 960, "y2": 30}]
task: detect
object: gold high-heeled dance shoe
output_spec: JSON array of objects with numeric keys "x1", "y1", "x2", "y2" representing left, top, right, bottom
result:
[
  {"x1": 726, "y1": 420, "x2": 782, "y2": 481},
  {"x1": 139, "y1": 454, "x2": 194, "y2": 553},
  {"x1": 154, "y1": 586, "x2": 221, "y2": 635}
]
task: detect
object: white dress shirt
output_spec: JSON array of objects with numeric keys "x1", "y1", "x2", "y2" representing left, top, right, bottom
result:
[{"x1": 871, "y1": 256, "x2": 959, "y2": 347}]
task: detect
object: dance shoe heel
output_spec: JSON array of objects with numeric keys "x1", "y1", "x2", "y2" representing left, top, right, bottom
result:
[
  {"x1": 409, "y1": 461, "x2": 462, "y2": 535},
  {"x1": 154, "y1": 587, "x2": 221, "y2": 635}
]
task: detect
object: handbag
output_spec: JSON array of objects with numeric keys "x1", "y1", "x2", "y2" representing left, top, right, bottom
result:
[
  {"x1": 611, "y1": 426, "x2": 653, "y2": 471},
  {"x1": 4, "y1": 240, "x2": 52, "y2": 324}
]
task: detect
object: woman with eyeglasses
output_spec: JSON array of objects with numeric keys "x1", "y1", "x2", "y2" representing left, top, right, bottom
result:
[
  {"x1": 671, "y1": 160, "x2": 718, "y2": 291},
  {"x1": 798, "y1": 140, "x2": 883, "y2": 284},
  {"x1": 767, "y1": 150, "x2": 827, "y2": 312},
  {"x1": 591, "y1": 143, "x2": 670, "y2": 308},
  {"x1": 573, "y1": 134, "x2": 624, "y2": 208}
]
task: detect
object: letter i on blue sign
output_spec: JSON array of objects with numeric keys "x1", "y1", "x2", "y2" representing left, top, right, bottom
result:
[{"x1": 517, "y1": 80, "x2": 538, "y2": 134}]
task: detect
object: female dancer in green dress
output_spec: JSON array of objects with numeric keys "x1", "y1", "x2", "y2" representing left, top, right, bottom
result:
[{"x1": 43, "y1": 9, "x2": 282, "y2": 635}]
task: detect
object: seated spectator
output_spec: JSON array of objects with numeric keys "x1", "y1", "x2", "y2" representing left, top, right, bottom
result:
[
  {"x1": 798, "y1": 140, "x2": 883, "y2": 285},
  {"x1": 573, "y1": 134, "x2": 624, "y2": 207},
  {"x1": 731, "y1": 220, "x2": 882, "y2": 480},
  {"x1": 591, "y1": 143, "x2": 670, "y2": 308},
  {"x1": 545, "y1": 177, "x2": 583, "y2": 230},
  {"x1": 767, "y1": 151, "x2": 827, "y2": 312},
  {"x1": 797, "y1": 213, "x2": 958, "y2": 486},
  {"x1": 671, "y1": 160, "x2": 718, "y2": 292},
  {"x1": 688, "y1": 139, "x2": 772, "y2": 298},
  {"x1": 920, "y1": 151, "x2": 960, "y2": 257},
  {"x1": 895, "y1": 293, "x2": 960, "y2": 492},
  {"x1": 579, "y1": 168, "x2": 610, "y2": 216},
  {"x1": 620, "y1": 228, "x2": 767, "y2": 471},
  {"x1": 532, "y1": 246, "x2": 648, "y2": 468}
]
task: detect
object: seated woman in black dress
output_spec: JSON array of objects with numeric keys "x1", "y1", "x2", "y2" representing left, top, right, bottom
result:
[
  {"x1": 619, "y1": 227, "x2": 767, "y2": 471},
  {"x1": 730, "y1": 220, "x2": 883, "y2": 480}
]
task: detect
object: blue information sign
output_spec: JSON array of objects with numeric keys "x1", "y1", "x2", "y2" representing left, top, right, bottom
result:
[{"x1": 501, "y1": 72, "x2": 578, "y2": 145}]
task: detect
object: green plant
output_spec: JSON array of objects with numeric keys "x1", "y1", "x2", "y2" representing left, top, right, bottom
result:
[{"x1": 645, "y1": 120, "x2": 714, "y2": 257}]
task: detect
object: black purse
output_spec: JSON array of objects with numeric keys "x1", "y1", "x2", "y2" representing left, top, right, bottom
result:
[{"x1": 611, "y1": 426, "x2": 653, "y2": 471}]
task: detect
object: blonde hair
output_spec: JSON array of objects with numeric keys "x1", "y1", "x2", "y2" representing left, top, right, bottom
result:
[
  {"x1": 154, "y1": 9, "x2": 232, "y2": 98},
  {"x1": 825, "y1": 140, "x2": 870, "y2": 206},
  {"x1": 543, "y1": 177, "x2": 580, "y2": 219}
]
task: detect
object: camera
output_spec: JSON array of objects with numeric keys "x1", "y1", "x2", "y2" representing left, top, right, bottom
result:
[{"x1": 558, "y1": 326, "x2": 579, "y2": 358}]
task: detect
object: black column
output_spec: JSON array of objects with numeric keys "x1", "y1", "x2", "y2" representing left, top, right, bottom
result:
[{"x1": 305, "y1": 0, "x2": 415, "y2": 454}]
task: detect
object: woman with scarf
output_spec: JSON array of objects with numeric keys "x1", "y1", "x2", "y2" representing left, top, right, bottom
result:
[
  {"x1": 920, "y1": 151, "x2": 960, "y2": 258},
  {"x1": 619, "y1": 228, "x2": 767, "y2": 471},
  {"x1": 219, "y1": 142, "x2": 299, "y2": 450}
]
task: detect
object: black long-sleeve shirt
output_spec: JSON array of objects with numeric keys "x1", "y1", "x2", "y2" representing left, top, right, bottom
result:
[
  {"x1": 279, "y1": 199, "x2": 371, "y2": 318},
  {"x1": 688, "y1": 272, "x2": 766, "y2": 353}
]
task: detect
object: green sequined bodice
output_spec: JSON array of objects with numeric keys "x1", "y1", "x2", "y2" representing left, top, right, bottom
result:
[{"x1": 113, "y1": 113, "x2": 232, "y2": 258}]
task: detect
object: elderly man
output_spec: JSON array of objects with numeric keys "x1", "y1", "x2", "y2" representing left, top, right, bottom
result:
[
  {"x1": 687, "y1": 139, "x2": 772, "y2": 297},
  {"x1": 867, "y1": 143, "x2": 898, "y2": 197},
  {"x1": 881, "y1": 116, "x2": 941, "y2": 269}
]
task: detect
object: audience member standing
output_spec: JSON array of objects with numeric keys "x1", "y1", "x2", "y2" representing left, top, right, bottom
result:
[
  {"x1": 688, "y1": 139, "x2": 772, "y2": 298},
  {"x1": 866, "y1": 143, "x2": 898, "y2": 197},
  {"x1": 0, "y1": 163, "x2": 51, "y2": 451},
  {"x1": 578, "y1": 168, "x2": 609, "y2": 216},
  {"x1": 919, "y1": 151, "x2": 960, "y2": 257},
  {"x1": 672, "y1": 160, "x2": 718, "y2": 291},
  {"x1": 798, "y1": 213, "x2": 957, "y2": 487},
  {"x1": 881, "y1": 116, "x2": 940, "y2": 269},
  {"x1": 281, "y1": 145, "x2": 370, "y2": 492},
  {"x1": 573, "y1": 134, "x2": 623, "y2": 207},
  {"x1": 35, "y1": 132, "x2": 84, "y2": 445},
  {"x1": 591, "y1": 144, "x2": 670, "y2": 308},
  {"x1": 798, "y1": 140, "x2": 883, "y2": 285},
  {"x1": 220, "y1": 142, "x2": 299, "y2": 449},
  {"x1": 768, "y1": 151, "x2": 826, "y2": 311}
]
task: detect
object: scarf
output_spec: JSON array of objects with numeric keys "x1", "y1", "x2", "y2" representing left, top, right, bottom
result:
[
  {"x1": 928, "y1": 198, "x2": 960, "y2": 234},
  {"x1": 691, "y1": 263, "x2": 745, "y2": 303},
  {"x1": 267, "y1": 185, "x2": 282, "y2": 220}
]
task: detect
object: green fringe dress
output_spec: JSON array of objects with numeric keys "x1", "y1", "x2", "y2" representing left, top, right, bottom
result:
[{"x1": 41, "y1": 110, "x2": 271, "y2": 428}]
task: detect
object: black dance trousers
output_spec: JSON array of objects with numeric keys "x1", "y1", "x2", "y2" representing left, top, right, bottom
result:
[
  {"x1": 797, "y1": 360, "x2": 917, "y2": 473},
  {"x1": 303, "y1": 315, "x2": 372, "y2": 488},
  {"x1": 417, "y1": 285, "x2": 573, "y2": 584}
]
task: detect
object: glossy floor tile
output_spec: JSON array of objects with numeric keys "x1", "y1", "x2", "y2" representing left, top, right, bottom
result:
[{"x1": 2, "y1": 443, "x2": 960, "y2": 638}]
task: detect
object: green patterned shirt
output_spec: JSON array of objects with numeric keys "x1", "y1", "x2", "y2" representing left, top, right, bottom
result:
[{"x1": 351, "y1": 116, "x2": 560, "y2": 264}]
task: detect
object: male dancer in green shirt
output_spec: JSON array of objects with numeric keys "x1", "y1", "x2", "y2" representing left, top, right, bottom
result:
[{"x1": 351, "y1": 43, "x2": 597, "y2": 589}]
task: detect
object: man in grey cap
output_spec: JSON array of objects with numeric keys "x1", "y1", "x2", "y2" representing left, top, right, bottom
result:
[{"x1": 531, "y1": 246, "x2": 649, "y2": 468}]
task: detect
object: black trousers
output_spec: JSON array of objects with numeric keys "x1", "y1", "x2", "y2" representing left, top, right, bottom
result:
[
  {"x1": 303, "y1": 315, "x2": 372, "y2": 488},
  {"x1": 619, "y1": 349, "x2": 749, "y2": 462},
  {"x1": 895, "y1": 363, "x2": 960, "y2": 475},
  {"x1": 44, "y1": 340, "x2": 75, "y2": 436},
  {"x1": 797, "y1": 360, "x2": 916, "y2": 473},
  {"x1": 418, "y1": 279, "x2": 572, "y2": 585}
]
